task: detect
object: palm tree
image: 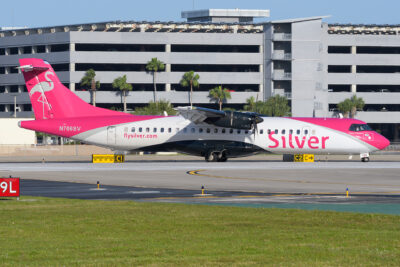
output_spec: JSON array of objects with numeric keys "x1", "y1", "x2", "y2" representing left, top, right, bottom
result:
[
  {"x1": 265, "y1": 95, "x2": 291, "y2": 117},
  {"x1": 244, "y1": 96, "x2": 257, "y2": 112},
  {"x1": 208, "y1": 86, "x2": 231, "y2": 111},
  {"x1": 112, "y1": 75, "x2": 133, "y2": 113},
  {"x1": 337, "y1": 95, "x2": 365, "y2": 118},
  {"x1": 80, "y1": 69, "x2": 100, "y2": 107},
  {"x1": 349, "y1": 95, "x2": 365, "y2": 118},
  {"x1": 134, "y1": 100, "x2": 177, "y2": 115},
  {"x1": 146, "y1": 58, "x2": 165, "y2": 103},
  {"x1": 180, "y1": 71, "x2": 200, "y2": 108},
  {"x1": 337, "y1": 98, "x2": 353, "y2": 118}
]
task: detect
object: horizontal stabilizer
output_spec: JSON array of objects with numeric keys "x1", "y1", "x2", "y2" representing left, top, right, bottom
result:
[{"x1": 17, "y1": 64, "x2": 49, "y2": 72}]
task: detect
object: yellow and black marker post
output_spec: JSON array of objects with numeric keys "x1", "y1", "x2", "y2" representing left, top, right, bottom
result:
[
  {"x1": 114, "y1": 154, "x2": 125, "y2": 163},
  {"x1": 294, "y1": 154, "x2": 303, "y2": 162},
  {"x1": 294, "y1": 154, "x2": 314, "y2": 162},
  {"x1": 303, "y1": 154, "x2": 314, "y2": 162},
  {"x1": 92, "y1": 154, "x2": 125, "y2": 163}
]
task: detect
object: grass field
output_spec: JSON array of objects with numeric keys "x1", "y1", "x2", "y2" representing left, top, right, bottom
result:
[{"x1": 1, "y1": 197, "x2": 400, "y2": 266}]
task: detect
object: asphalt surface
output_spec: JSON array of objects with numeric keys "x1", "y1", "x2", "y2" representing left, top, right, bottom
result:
[
  {"x1": 17, "y1": 179, "x2": 400, "y2": 215},
  {"x1": 1, "y1": 161, "x2": 400, "y2": 194},
  {"x1": 2, "y1": 157, "x2": 400, "y2": 214}
]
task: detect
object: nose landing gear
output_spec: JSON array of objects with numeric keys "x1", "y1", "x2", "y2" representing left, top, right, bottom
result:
[
  {"x1": 360, "y1": 152, "x2": 370, "y2": 162},
  {"x1": 361, "y1": 157, "x2": 370, "y2": 162}
]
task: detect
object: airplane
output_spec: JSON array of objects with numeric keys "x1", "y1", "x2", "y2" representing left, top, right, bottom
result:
[{"x1": 17, "y1": 58, "x2": 390, "y2": 162}]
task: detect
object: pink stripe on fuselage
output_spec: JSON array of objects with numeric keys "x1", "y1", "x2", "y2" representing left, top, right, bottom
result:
[
  {"x1": 290, "y1": 117, "x2": 364, "y2": 133},
  {"x1": 20, "y1": 114, "x2": 165, "y2": 138},
  {"x1": 289, "y1": 117, "x2": 386, "y2": 150}
]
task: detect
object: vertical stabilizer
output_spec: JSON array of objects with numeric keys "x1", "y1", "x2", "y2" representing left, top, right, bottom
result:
[{"x1": 19, "y1": 58, "x2": 121, "y2": 119}]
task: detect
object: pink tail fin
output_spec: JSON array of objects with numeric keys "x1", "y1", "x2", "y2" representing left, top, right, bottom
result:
[{"x1": 19, "y1": 58, "x2": 121, "y2": 119}]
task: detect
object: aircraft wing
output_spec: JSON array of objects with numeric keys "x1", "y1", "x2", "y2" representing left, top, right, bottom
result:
[
  {"x1": 176, "y1": 106, "x2": 225, "y2": 124},
  {"x1": 176, "y1": 106, "x2": 263, "y2": 130}
]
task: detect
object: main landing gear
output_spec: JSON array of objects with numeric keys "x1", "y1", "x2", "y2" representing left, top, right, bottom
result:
[{"x1": 205, "y1": 151, "x2": 228, "y2": 162}]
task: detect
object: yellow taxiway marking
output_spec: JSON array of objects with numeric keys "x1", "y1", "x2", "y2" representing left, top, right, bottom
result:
[{"x1": 186, "y1": 169, "x2": 400, "y2": 189}]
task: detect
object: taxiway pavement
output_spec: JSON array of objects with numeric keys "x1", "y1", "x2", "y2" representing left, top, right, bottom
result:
[{"x1": 1, "y1": 160, "x2": 399, "y2": 195}]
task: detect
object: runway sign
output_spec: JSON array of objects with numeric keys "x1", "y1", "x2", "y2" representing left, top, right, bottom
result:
[
  {"x1": 294, "y1": 154, "x2": 314, "y2": 162},
  {"x1": 114, "y1": 154, "x2": 125, "y2": 163},
  {"x1": 92, "y1": 154, "x2": 125, "y2": 163},
  {"x1": 0, "y1": 177, "x2": 20, "y2": 197}
]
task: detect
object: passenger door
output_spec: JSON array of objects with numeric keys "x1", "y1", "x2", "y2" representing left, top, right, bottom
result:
[{"x1": 107, "y1": 126, "x2": 116, "y2": 145}]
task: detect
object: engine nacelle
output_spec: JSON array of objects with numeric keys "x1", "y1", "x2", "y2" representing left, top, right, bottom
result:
[{"x1": 204, "y1": 111, "x2": 263, "y2": 130}]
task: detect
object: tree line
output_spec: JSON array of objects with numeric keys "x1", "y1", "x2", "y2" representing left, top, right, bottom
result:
[
  {"x1": 80, "y1": 57, "x2": 365, "y2": 117},
  {"x1": 79, "y1": 57, "x2": 243, "y2": 114}
]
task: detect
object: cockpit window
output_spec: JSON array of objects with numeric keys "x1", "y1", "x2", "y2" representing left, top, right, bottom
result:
[{"x1": 349, "y1": 124, "x2": 372, "y2": 132}]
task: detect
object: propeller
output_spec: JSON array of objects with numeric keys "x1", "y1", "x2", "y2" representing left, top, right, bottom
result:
[
  {"x1": 250, "y1": 113, "x2": 263, "y2": 139},
  {"x1": 253, "y1": 120, "x2": 258, "y2": 139}
]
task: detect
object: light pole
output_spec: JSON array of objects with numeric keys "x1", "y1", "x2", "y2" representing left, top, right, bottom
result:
[{"x1": 13, "y1": 95, "x2": 16, "y2": 118}]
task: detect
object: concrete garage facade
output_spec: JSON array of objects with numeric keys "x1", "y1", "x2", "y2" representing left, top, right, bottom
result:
[
  {"x1": 0, "y1": 9, "x2": 400, "y2": 141},
  {"x1": 0, "y1": 118, "x2": 35, "y2": 145}
]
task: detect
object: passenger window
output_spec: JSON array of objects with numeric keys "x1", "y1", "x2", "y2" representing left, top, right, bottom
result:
[
  {"x1": 161, "y1": 128, "x2": 164, "y2": 133},
  {"x1": 274, "y1": 129, "x2": 278, "y2": 134},
  {"x1": 168, "y1": 128, "x2": 172, "y2": 133},
  {"x1": 191, "y1": 128, "x2": 195, "y2": 133},
  {"x1": 304, "y1": 129, "x2": 308, "y2": 135},
  {"x1": 222, "y1": 128, "x2": 226, "y2": 134},
  {"x1": 139, "y1": 127, "x2": 142, "y2": 133},
  {"x1": 282, "y1": 129, "x2": 286, "y2": 134},
  {"x1": 296, "y1": 129, "x2": 300, "y2": 135},
  {"x1": 214, "y1": 128, "x2": 218, "y2": 133},
  {"x1": 131, "y1": 127, "x2": 135, "y2": 133},
  {"x1": 289, "y1": 129, "x2": 293, "y2": 135},
  {"x1": 237, "y1": 130, "x2": 241, "y2": 134},
  {"x1": 146, "y1": 127, "x2": 150, "y2": 133},
  {"x1": 229, "y1": 129, "x2": 233, "y2": 134},
  {"x1": 153, "y1": 127, "x2": 157, "y2": 133},
  {"x1": 267, "y1": 129, "x2": 271, "y2": 134},
  {"x1": 199, "y1": 128, "x2": 203, "y2": 133},
  {"x1": 245, "y1": 130, "x2": 249, "y2": 134},
  {"x1": 260, "y1": 129, "x2": 264, "y2": 134},
  {"x1": 206, "y1": 128, "x2": 211, "y2": 133}
]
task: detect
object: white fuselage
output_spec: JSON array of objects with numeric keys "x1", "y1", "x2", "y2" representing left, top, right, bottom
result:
[{"x1": 73, "y1": 116, "x2": 376, "y2": 155}]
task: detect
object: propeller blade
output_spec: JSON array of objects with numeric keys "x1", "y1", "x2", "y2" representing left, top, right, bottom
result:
[{"x1": 252, "y1": 115, "x2": 258, "y2": 139}]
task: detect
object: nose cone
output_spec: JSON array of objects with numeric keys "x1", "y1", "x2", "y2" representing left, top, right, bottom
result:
[{"x1": 374, "y1": 133, "x2": 390, "y2": 150}]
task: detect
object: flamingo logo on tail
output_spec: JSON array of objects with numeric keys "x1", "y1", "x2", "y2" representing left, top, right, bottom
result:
[
  {"x1": 29, "y1": 71, "x2": 55, "y2": 96},
  {"x1": 29, "y1": 71, "x2": 55, "y2": 119}
]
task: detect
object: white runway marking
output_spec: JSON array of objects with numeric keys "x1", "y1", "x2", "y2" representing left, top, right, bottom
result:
[
  {"x1": 128, "y1": 191, "x2": 161, "y2": 194},
  {"x1": 89, "y1": 188, "x2": 107, "y2": 191}
]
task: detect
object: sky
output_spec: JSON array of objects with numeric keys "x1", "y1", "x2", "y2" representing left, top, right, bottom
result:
[{"x1": 0, "y1": 0, "x2": 399, "y2": 28}]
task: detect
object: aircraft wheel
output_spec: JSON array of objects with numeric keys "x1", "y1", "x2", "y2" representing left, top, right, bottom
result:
[
  {"x1": 361, "y1": 157, "x2": 370, "y2": 162},
  {"x1": 217, "y1": 156, "x2": 228, "y2": 162},
  {"x1": 205, "y1": 152, "x2": 218, "y2": 162}
]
